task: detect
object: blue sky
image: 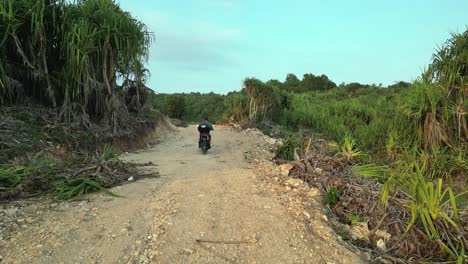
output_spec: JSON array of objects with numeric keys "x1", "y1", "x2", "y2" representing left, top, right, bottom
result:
[{"x1": 118, "y1": 0, "x2": 468, "y2": 94}]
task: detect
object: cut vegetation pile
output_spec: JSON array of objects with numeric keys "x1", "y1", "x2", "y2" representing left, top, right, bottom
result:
[
  {"x1": 283, "y1": 136, "x2": 467, "y2": 262},
  {"x1": 0, "y1": 142, "x2": 158, "y2": 200}
]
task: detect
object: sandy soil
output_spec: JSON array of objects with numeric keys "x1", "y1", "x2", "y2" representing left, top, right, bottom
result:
[{"x1": 0, "y1": 126, "x2": 363, "y2": 264}]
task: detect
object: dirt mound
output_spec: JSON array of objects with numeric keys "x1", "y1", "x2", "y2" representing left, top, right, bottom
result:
[{"x1": 154, "y1": 110, "x2": 177, "y2": 133}]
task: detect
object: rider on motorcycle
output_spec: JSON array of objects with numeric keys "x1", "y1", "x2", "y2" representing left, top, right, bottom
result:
[{"x1": 197, "y1": 117, "x2": 214, "y2": 148}]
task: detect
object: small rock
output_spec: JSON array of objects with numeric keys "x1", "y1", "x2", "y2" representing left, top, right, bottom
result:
[
  {"x1": 314, "y1": 167, "x2": 323, "y2": 174},
  {"x1": 278, "y1": 164, "x2": 293, "y2": 177},
  {"x1": 17, "y1": 219, "x2": 24, "y2": 223},
  {"x1": 184, "y1": 248, "x2": 194, "y2": 255},
  {"x1": 286, "y1": 178, "x2": 303, "y2": 187},
  {"x1": 321, "y1": 214, "x2": 328, "y2": 222},
  {"x1": 266, "y1": 137, "x2": 276, "y2": 145},
  {"x1": 5, "y1": 207, "x2": 19, "y2": 215},
  {"x1": 374, "y1": 257, "x2": 393, "y2": 264},
  {"x1": 36, "y1": 244, "x2": 43, "y2": 248},
  {"x1": 373, "y1": 229, "x2": 392, "y2": 242},
  {"x1": 285, "y1": 186, "x2": 292, "y2": 191},
  {"x1": 307, "y1": 188, "x2": 321, "y2": 197},
  {"x1": 376, "y1": 239, "x2": 386, "y2": 252},
  {"x1": 139, "y1": 255, "x2": 149, "y2": 263},
  {"x1": 351, "y1": 222, "x2": 370, "y2": 243},
  {"x1": 127, "y1": 176, "x2": 135, "y2": 182},
  {"x1": 302, "y1": 211, "x2": 311, "y2": 219}
]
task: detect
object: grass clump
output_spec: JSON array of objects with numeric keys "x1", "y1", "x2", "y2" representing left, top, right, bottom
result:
[
  {"x1": 347, "y1": 214, "x2": 361, "y2": 225},
  {"x1": 51, "y1": 178, "x2": 121, "y2": 200},
  {"x1": 275, "y1": 136, "x2": 301, "y2": 161},
  {"x1": 324, "y1": 186, "x2": 340, "y2": 207}
]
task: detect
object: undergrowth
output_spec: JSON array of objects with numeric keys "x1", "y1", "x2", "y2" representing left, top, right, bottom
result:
[
  {"x1": 275, "y1": 136, "x2": 301, "y2": 160},
  {"x1": 0, "y1": 144, "x2": 141, "y2": 200}
]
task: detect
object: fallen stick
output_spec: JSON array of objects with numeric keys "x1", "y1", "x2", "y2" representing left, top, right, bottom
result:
[
  {"x1": 72, "y1": 165, "x2": 97, "y2": 177},
  {"x1": 195, "y1": 239, "x2": 255, "y2": 244},
  {"x1": 195, "y1": 240, "x2": 237, "y2": 264}
]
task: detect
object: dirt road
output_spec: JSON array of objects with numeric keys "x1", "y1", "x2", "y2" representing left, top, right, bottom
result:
[{"x1": 1, "y1": 126, "x2": 363, "y2": 264}]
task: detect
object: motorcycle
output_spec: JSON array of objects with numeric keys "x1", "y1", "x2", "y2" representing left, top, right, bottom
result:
[
  {"x1": 198, "y1": 124, "x2": 211, "y2": 154},
  {"x1": 200, "y1": 132, "x2": 210, "y2": 154}
]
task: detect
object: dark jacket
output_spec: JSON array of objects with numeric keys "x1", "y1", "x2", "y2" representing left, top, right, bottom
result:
[{"x1": 197, "y1": 120, "x2": 213, "y2": 133}]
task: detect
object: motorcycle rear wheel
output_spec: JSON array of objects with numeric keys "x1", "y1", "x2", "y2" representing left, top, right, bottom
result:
[{"x1": 201, "y1": 140, "x2": 208, "y2": 154}]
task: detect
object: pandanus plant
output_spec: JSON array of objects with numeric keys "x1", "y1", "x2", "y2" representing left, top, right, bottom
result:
[{"x1": 0, "y1": 0, "x2": 153, "y2": 131}]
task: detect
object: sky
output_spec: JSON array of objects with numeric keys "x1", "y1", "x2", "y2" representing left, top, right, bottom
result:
[{"x1": 118, "y1": 0, "x2": 468, "y2": 94}]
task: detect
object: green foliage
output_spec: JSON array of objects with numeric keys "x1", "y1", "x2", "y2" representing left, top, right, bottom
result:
[
  {"x1": 324, "y1": 186, "x2": 340, "y2": 207},
  {"x1": 352, "y1": 164, "x2": 389, "y2": 181},
  {"x1": 334, "y1": 134, "x2": 363, "y2": 163},
  {"x1": 0, "y1": 166, "x2": 30, "y2": 190},
  {"x1": 338, "y1": 231, "x2": 351, "y2": 241},
  {"x1": 377, "y1": 155, "x2": 467, "y2": 260},
  {"x1": 347, "y1": 214, "x2": 361, "y2": 225},
  {"x1": 51, "y1": 178, "x2": 121, "y2": 200},
  {"x1": 244, "y1": 77, "x2": 280, "y2": 121},
  {"x1": 153, "y1": 93, "x2": 226, "y2": 122},
  {"x1": 275, "y1": 137, "x2": 301, "y2": 160},
  {"x1": 100, "y1": 144, "x2": 118, "y2": 161},
  {"x1": 0, "y1": 0, "x2": 152, "y2": 127},
  {"x1": 275, "y1": 73, "x2": 337, "y2": 93},
  {"x1": 223, "y1": 91, "x2": 249, "y2": 122},
  {"x1": 429, "y1": 29, "x2": 468, "y2": 91},
  {"x1": 0, "y1": 149, "x2": 130, "y2": 200},
  {"x1": 0, "y1": 155, "x2": 54, "y2": 191},
  {"x1": 407, "y1": 175, "x2": 460, "y2": 238},
  {"x1": 161, "y1": 95, "x2": 186, "y2": 119}
]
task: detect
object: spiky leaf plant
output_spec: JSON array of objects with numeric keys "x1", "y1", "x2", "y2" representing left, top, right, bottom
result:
[{"x1": 0, "y1": 0, "x2": 153, "y2": 131}]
